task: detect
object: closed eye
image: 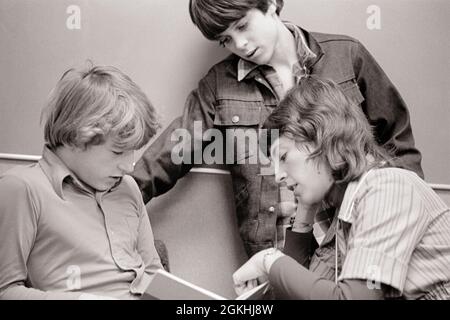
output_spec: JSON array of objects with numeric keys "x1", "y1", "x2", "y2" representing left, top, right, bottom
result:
[{"x1": 237, "y1": 22, "x2": 248, "y2": 31}]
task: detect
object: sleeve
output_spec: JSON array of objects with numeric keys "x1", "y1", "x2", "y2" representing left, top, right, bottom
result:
[
  {"x1": 136, "y1": 200, "x2": 163, "y2": 276},
  {"x1": 269, "y1": 256, "x2": 384, "y2": 300},
  {"x1": 339, "y1": 170, "x2": 429, "y2": 295},
  {"x1": 132, "y1": 72, "x2": 217, "y2": 203},
  {"x1": 282, "y1": 228, "x2": 316, "y2": 267},
  {"x1": 352, "y1": 40, "x2": 423, "y2": 178},
  {"x1": 0, "y1": 175, "x2": 82, "y2": 300}
]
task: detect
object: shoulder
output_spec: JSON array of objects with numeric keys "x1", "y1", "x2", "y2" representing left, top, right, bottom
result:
[
  {"x1": 358, "y1": 167, "x2": 422, "y2": 198},
  {"x1": 0, "y1": 164, "x2": 43, "y2": 194},
  {"x1": 201, "y1": 54, "x2": 238, "y2": 82},
  {"x1": 357, "y1": 167, "x2": 447, "y2": 214},
  {"x1": 365, "y1": 167, "x2": 425, "y2": 189},
  {"x1": 309, "y1": 31, "x2": 367, "y2": 62},
  {"x1": 118, "y1": 175, "x2": 141, "y2": 196},
  {"x1": 310, "y1": 31, "x2": 361, "y2": 46},
  {"x1": 0, "y1": 165, "x2": 43, "y2": 217},
  {"x1": 115, "y1": 175, "x2": 145, "y2": 209}
]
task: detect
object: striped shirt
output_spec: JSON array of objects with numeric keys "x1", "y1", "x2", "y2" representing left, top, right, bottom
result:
[{"x1": 337, "y1": 168, "x2": 450, "y2": 299}]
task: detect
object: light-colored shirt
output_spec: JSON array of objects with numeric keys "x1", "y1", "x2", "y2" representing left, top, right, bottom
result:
[
  {"x1": 337, "y1": 167, "x2": 450, "y2": 299},
  {"x1": 0, "y1": 147, "x2": 162, "y2": 300},
  {"x1": 269, "y1": 167, "x2": 450, "y2": 299}
]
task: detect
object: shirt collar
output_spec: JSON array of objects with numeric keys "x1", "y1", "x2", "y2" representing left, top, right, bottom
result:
[
  {"x1": 39, "y1": 145, "x2": 118, "y2": 200},
  {"x1": 236, "y1": 22, "x2": 317, "y2": 82},
  {"x1": 337, "y1": 169, "x2": 375, "y2": 224},
  {"x1": 39, "y1": 146, "x2": 73, "y2": 200}
]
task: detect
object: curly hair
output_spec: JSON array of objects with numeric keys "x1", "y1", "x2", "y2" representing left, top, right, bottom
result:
[{"x1": 263, "y1": 76, "x2": 392, "y2": 183}]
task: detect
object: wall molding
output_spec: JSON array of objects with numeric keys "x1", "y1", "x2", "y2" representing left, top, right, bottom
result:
[
  {"x1": 1, "y1": 152, "x2": 449, "y2": 191},
  {"x1": 0, "y1": 153, "x2": 42, "y2": 162}
]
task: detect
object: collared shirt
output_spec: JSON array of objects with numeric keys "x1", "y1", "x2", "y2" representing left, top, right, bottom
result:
[
  {"x1": 0, "y1": 147, "x2": 162, "y2": 300},
  {"x1": 273, "y1": 168, "x2": 450, "y2": 299},
  {"x1": 336, "y1": 167, "x2": 450, "y2": 299},
  {"x1": 237, "y1": 22, "x2": 317, "y2": 86}
]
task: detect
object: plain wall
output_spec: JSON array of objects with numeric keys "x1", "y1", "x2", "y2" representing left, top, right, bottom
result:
[
  {"x1": 0, "y1": 0, "x2": 449, "y2": 184},
  {"x1": 1, "y1": 0, "x2": 449, "y2": 298}
]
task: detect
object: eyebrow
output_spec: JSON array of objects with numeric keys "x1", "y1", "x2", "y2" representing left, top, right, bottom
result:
[{"x1": 219, "y1": 16, "x2": 246, "y2": 37}]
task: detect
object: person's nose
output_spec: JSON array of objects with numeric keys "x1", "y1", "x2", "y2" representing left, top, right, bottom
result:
[
  {"x1": 118, "y1": 153, "x2": 135, "y2": 175},
  {"x1": 233, "y1": 34, "x2": 248, "y2": 51},
  {"x1": 275, "y1": 167, "x2": 287, "y2": 184}
]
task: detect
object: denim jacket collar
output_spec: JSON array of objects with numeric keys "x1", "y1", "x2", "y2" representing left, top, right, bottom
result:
[{"x1": 236, "y1": 24, "x2": 320, "y2": 82}]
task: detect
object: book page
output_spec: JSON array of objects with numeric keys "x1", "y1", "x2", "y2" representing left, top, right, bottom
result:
[
  {"x1": 144, "y1": 269, "x2": 226, "y2": 300},
  {"x1": 235, "y1": 281, "x2": 270, "y2": 300}
]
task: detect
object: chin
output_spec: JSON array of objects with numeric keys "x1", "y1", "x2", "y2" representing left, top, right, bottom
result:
[{"x1": 93, "y1": 183, "x2": 110, "y2": 192}]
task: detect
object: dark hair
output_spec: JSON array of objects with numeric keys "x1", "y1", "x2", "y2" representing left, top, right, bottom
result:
[
  {"x1": 263, "y1": 76, "x2": 393, "y2": 183},
  {"x1": 189, "y1": 0, "x2": 284, "y2": 40}
]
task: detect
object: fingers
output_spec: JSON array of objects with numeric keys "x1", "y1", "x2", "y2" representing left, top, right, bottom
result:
[
  {"x1": 233, "y1": 249, "x2": 274, "y2": 294},
  {"x1": 232, "y1": 262, "x2": 257, "y2": 287},
  {"x1": 234, "y1": 278, "x2": 258, "y2": 296}
]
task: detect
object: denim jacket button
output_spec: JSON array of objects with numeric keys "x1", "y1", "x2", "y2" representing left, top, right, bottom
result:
[
  {"x1": 231, "y1": 115, "x2": 240, "y2": 123},
  {"x1": 268, "y1": 206, "x2": 275, "y2": 212}
]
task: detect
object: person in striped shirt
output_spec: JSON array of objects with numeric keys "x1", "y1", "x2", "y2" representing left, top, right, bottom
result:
[{"x1": 233, "y1": 76, "x2": 450, "y2": 299}]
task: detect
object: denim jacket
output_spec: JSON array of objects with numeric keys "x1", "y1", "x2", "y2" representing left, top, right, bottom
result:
[{"x1": 133, "y1": 28, "x2": 423, "y2": 257}]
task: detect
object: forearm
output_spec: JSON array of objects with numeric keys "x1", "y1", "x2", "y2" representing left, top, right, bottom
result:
[
  {"x1": 0, "y1": 284, "x2": 82, "y2": 300},
  {"x1": 133, "y1": 75, "x2": 217, "y2": 203},
  {"x1": 269, "y1": 256, "x2": 384, "y2": 300},
  {"x1": 282, "y1": 229, "x2": 315, "y2": 267},
  {"x1": 133, "y1": 117, "x2": 193, "y2": 202}
]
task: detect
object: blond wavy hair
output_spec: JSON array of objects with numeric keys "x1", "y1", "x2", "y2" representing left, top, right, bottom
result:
[{"x1": 42, "y1": 65, "x2": 160, "y2": 151}]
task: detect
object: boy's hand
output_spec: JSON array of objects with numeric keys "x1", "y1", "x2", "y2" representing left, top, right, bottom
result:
[{"x1": 232, "y1": 248, "x2": 284, "y2": 295}]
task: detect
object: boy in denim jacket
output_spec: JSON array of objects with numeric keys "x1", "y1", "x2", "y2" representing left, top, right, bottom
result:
[{"x1": 133, "y1": 0, "x2": 423, "y2": 258}]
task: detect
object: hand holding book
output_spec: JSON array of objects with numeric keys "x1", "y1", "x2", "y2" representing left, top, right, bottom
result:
[
  {"x1": 232, "y1": 248, "x2": 285, "y2": 296},
  {"x1": 144, "y1": 268, "x2": 269, "y2": 300}
]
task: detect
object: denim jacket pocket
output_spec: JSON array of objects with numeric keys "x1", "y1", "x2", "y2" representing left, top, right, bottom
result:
[
  {"x1": 338, "y1": 78, "x2": 365, "y2": 106},
  {"x1": 214, "y1": 101, "x2": 262, "y2": 163},
  {"x1": 214, "y1": 100, "x2": 262, "y2": 126}
]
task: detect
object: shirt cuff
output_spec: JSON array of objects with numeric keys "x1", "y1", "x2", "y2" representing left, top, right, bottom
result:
[
  {"x1": 339, "y1": 247, "x2": 408, "y2": 295},
  {"x1": 283, "y1": 228, "x2": 314, "y2": 266}
]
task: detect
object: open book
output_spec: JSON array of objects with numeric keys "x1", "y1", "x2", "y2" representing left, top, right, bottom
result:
[{"x1": 143, "y1": 269, "x2": 269, "y2": 300}]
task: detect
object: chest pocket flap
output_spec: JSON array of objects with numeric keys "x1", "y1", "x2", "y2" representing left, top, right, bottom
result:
[
  {"x1": 214, "y1": 100, "x2": 262, "y2": 126},
  {"x1": 338, "y1": 77, "x2": 365, "y2": 106}
]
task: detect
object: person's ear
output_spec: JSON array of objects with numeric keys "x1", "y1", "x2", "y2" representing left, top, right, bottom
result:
[{"x1": 267, "y1": 0, "x2": 277, "y2": 16}]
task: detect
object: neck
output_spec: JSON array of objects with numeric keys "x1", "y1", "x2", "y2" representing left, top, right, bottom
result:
[
  {"x1": 268, "y1": 20, "x2": 297, "y2": 69},
  {"x1": 54, "y1": 146, "x2": 72, "y2": 167},
  {"x1": 325, "y1": 182, "x2": 348, "y2": 209}
]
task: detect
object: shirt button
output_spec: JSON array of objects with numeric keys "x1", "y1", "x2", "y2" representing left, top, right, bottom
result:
[
  {"x1": 231, "y1": 115, "x2": 240, "y2": 123},
  {"x1": 268, "y1": 206, "x2": 275, "y2": 212}
]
